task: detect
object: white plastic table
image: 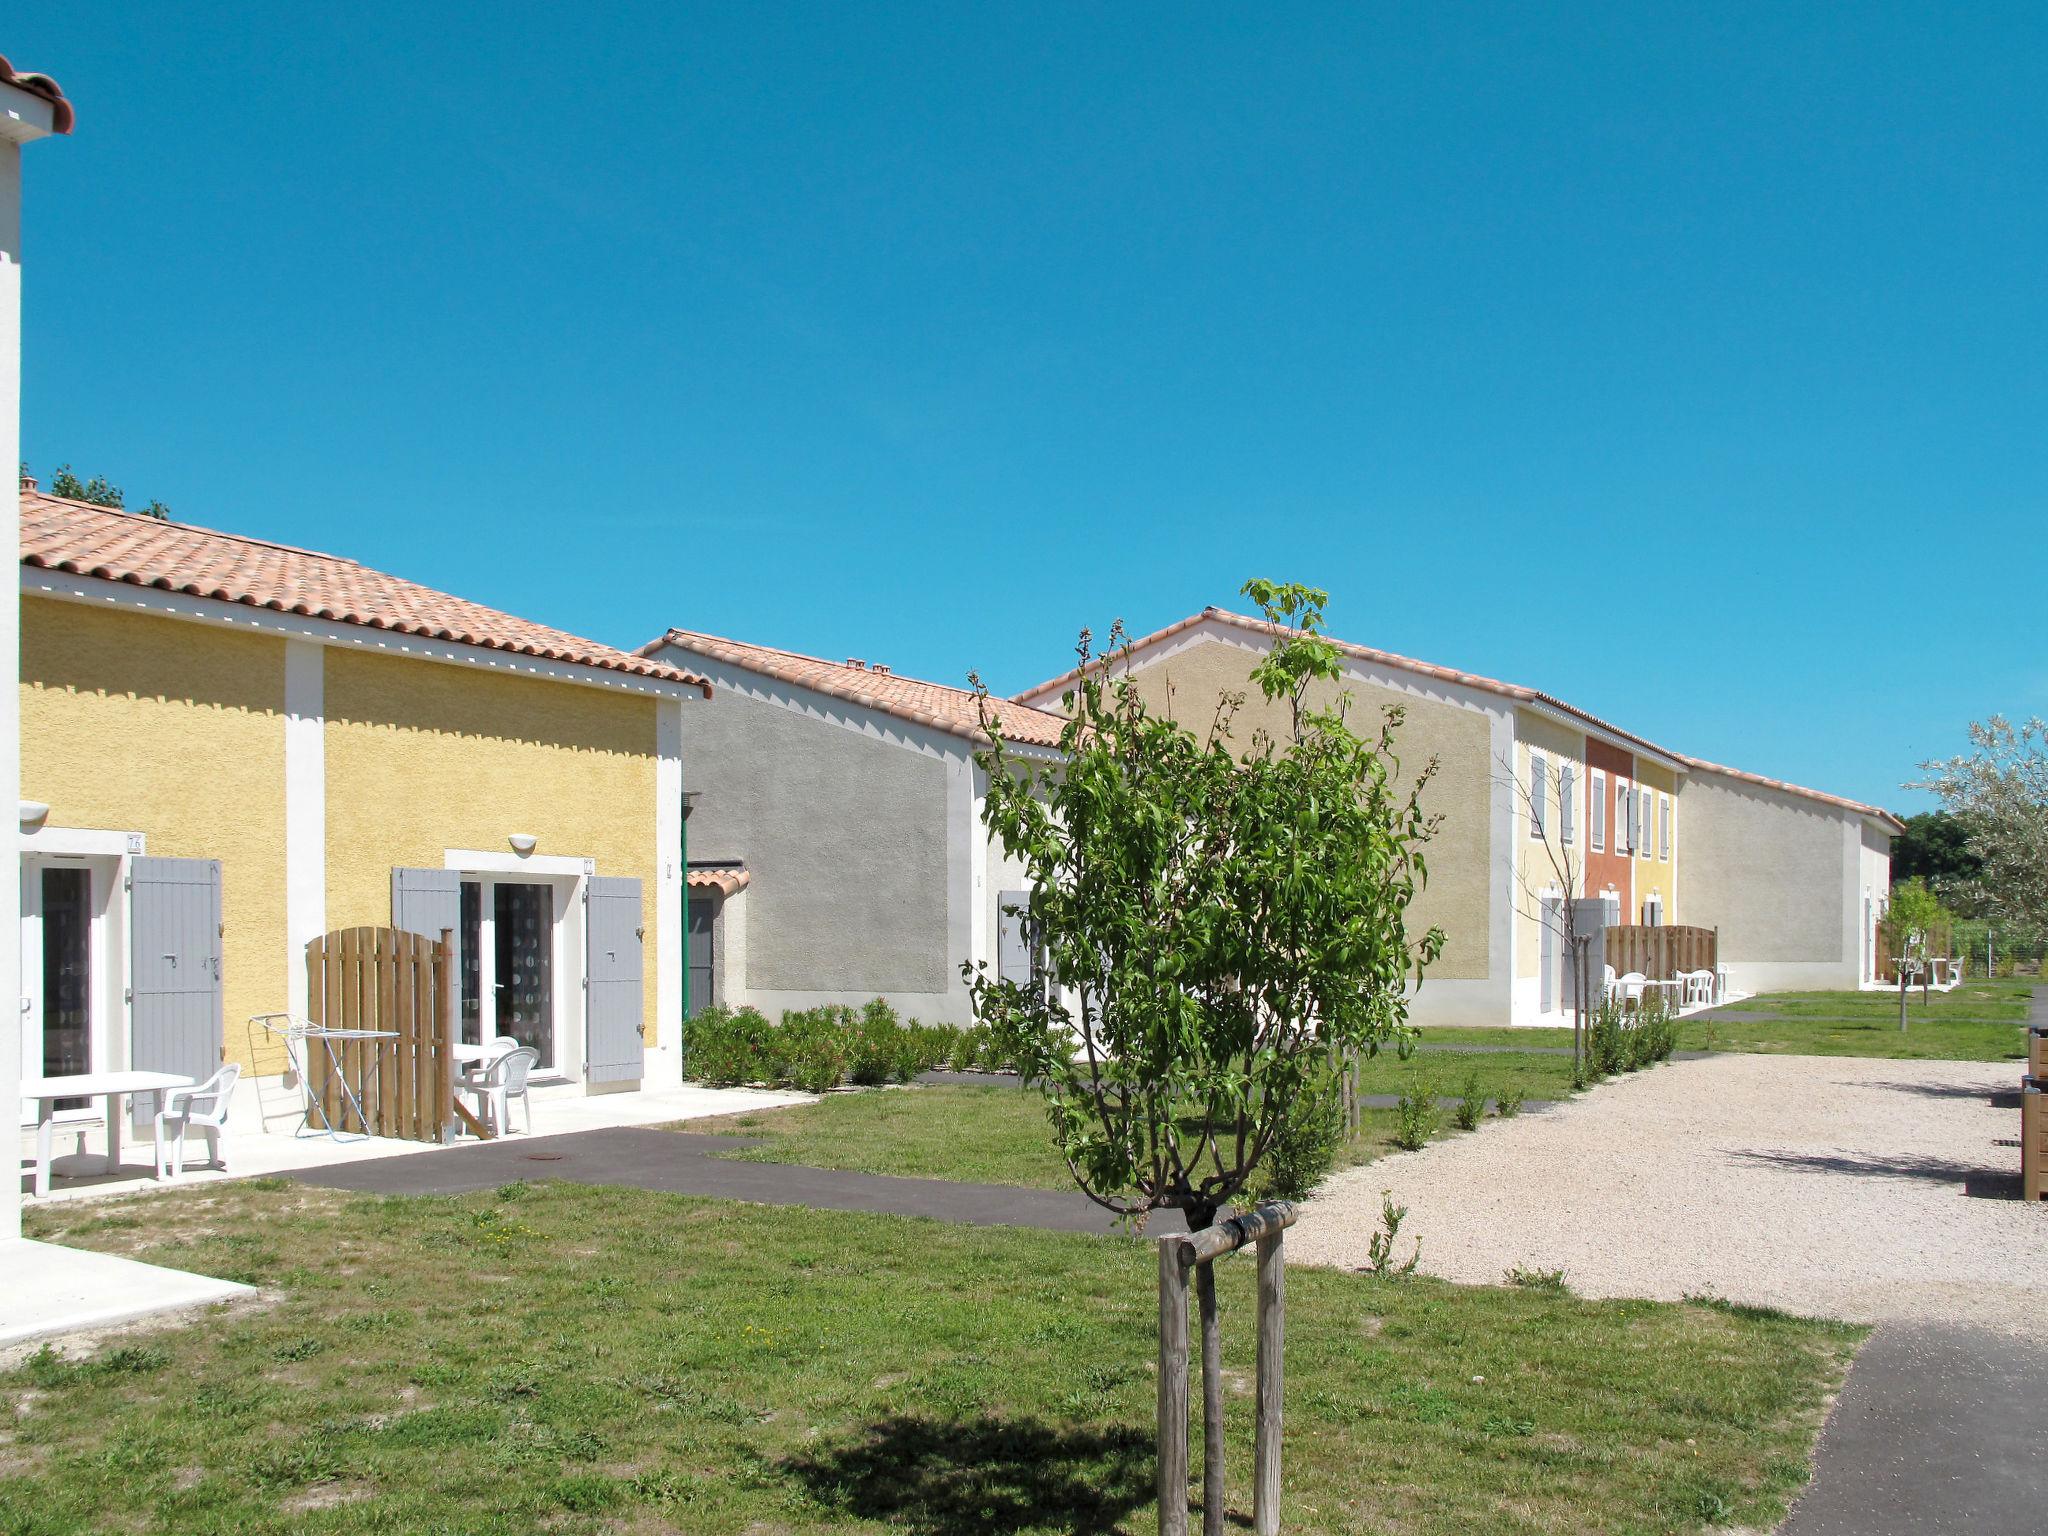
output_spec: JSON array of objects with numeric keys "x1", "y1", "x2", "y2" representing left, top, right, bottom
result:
[{"x1": 20, "y1": 1070, "x2": 194, "y2": 1197}]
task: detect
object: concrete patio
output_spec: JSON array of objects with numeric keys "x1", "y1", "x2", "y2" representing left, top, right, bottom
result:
[{"x1": 15, "y1": 1076, "x2": 813, "y2": 1209}]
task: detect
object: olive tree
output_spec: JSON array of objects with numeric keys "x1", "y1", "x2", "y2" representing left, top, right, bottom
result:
[
  {"x1": 1913, "y1": 716, "x2": 2048, "y2": 931},
  {"x1": 965, "y1": 579, "x2": 1441, "y2": 1535}
]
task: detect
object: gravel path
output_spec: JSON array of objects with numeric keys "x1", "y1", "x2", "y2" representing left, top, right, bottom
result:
[{"x1": 1291, "y1": 1053, "x2": 2048, "y2": 1335}]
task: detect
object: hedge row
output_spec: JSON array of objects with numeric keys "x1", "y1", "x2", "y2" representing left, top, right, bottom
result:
[{"x1": 682, "y1": 999, "x2": 1012, "y2": 1093}]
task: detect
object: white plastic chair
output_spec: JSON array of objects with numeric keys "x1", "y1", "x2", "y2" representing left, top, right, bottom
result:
[
  {"x1": 1616, "y1": 972, "x2": 1648, "y2": 1010},
  {"x1": 1601, "y1": 964, "x2": 1618, "y2": 1003},
  {"x1": 458, "y1": 1034, "x2": 522, "y2": 1089},
  {"x1": 1679, "y1": 970, "x2": 1715, "y2": 1008},
  {"x1": 154, "y1": 1063, "x2": 242, "y2": 1178},
  {"x1": 456, "y1": 1046, "x2": 538, "y2": 1138}
]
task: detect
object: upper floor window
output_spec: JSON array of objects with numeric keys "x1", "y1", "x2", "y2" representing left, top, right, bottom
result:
[
  {"x1": 1590, "y1": 771, "x2": 1607, "y2": 852},
  {"x1": 1559, "y1": 764, "x2": 1577, "y2": 845},
  {"x1": 1615, "y1": 782, "x2": 1632, "y2": 853},
  {"x1": 1637, "y1": 787, "x2": 1651, "y2": 855},
  {"x1": 1660, "y1": 794, "x2": 1672, "y2": 861},
  {"x1": 1529, "y1": 755, "x2": 1548, "y2": 840}
]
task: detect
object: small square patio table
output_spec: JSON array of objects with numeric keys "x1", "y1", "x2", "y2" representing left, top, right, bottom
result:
[{"x1": 20, "y1": 1070, "x2": 196, "y2": 1198}]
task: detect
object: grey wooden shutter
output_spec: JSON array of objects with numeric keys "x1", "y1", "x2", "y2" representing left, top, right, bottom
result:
[
  {"x1": 997, "y1": 890, "x2": 1033, "y2": 984},
  {"x1": 1560, "y1": 766, "x2": 1577, "y2": 844},
  {"x1": 1530, "y1": 757, "x2": 1548, "y2": 837},
  {"x1": 129, "y1": 856, "x2": 223, "y2": 1125},
  {"x1": 391, "y1": 867, "x2": 463, "y2": 943},
  {"x1": 585, "y1": 876, "x2": 645, "y2": 1085}
]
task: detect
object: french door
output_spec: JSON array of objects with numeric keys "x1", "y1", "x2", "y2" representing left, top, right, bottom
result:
[
  {"x1": 459, "y1": 877, "x2": 560, "y2": 1069},
  {"x1": 20, "y1": 858, "x2": 105, "y2": 1118}
]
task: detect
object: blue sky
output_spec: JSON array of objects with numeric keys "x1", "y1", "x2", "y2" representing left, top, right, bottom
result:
[{"x1": 12, "y1": 5, "x2": 2044, "y2": 811}]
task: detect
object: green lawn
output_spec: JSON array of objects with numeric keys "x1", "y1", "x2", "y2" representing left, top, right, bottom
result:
[
  {"x1": 690, "y1": 1055, "x2": 1574, "y2": 1194},
  {"x1": 1414, "y1": 1026, "x2": 1577, "y2": 1050},
  {"x1": 1678, "y1": 978, "x2": 2036, "y2": 1061},
  {"x1": 12, "y1": 1180, "x2": 1862, "y2": 1535}
]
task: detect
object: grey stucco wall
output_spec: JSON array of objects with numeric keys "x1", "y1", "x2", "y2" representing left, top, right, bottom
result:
[
  {"x1": 674, "y1": 670, "x2": 956, "y2": 1000},
  {"x1": 1677, "y1": 771, "x2": 1851, "y2": 970}
]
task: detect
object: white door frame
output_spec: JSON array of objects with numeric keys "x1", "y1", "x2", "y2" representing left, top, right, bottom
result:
[
  {"x1": 18, "y1": 826, "x2": 141, "y2": 1126},
  {"x1": 445, "y1": 850, "x2": 590, "y2": 1084}
]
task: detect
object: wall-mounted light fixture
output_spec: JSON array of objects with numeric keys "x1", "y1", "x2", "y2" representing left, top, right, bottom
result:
[
  {"x1": 19, "y1": 801, "x2": 50, "y2": 830},
  {"x1": 681, "y1": 790, "x2": 702, "y2": 821},
  {"x1": 508, "y1": 833, "x2": 538, "y2": 856}
]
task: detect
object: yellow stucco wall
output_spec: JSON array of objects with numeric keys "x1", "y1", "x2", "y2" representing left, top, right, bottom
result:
[
  {"x1": 322, "y1": 651, "x2": 664, "y2": 1045},
  {"x1": 1110, "y1": 636, "x2": 1497, "y2": 982},
  {"x1": 20, "y1": 597, "x2": 290, "y2": 1073},
  {"x1": 1633, "y1": 759, "x2": 1679, "y2": 923},
  {"x1": 1512, "y1": 710, "x2": 1585, "y2": 980}
]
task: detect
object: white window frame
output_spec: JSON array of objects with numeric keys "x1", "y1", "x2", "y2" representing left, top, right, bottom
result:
[
  {"x1": 1589, "y1": 770, "x2": 1607, "y2": 852},
  {"x1": 445, "y1": 849, "x2": 592, "y2": 1084},
  {"x1": 18, "y1": 826, "x2": 144, "y2": 1127}
]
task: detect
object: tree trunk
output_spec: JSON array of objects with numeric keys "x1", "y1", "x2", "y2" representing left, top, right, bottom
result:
[{"x1": 1190, "y1": 1205, "x2": 1225, "y2": 1536}]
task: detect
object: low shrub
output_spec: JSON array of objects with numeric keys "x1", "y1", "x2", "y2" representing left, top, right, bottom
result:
[
  {"x1": 1453, "y1": 1068, "x2": 1486, "y2": 1131},
  {"x1": 1496, "y1": 1087, "x2": 1525, "y2": 1118},
  {"x1": 1248, "y1": 1083, "x2": 1345, "y2": 1201},
  {"x1": 683, "y1": 1004, "x2": 776, "y2": 1087},
  {"x1": 847, "y1": 999, "x2": 904, "y2": 1086},
  {"x1": 1589, "y1": 998, "x2": 1629, "y2": 1077},
  {"x1": 1365, "y1": 1190, "x2": 1421, "y2": 1277},
  {"x1": 1505, "y1": 1263, "x2": 1567, "y2": 1290},
  {"x1": 1393, "y1": 1073, "x2": 1440, "y2": 1151},
  {"x1": 688, "y1": 999, "x2": 974, "y2": 1092},
  {"x1": 778, "y1": 1006, "x2": 854, "y2": 1093}
]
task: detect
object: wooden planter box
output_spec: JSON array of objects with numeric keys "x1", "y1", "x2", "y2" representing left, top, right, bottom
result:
[
  {"x1": 2030, "y1": 1027, "x2": 2048, "y2": 1079},
  {"x1": 2025, "y1": 1078, "x2": 2047, "y2": 1204}
]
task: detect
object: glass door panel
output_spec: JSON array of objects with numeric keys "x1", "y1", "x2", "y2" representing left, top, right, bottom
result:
[
  {"x1": 40, "y1": 866, "x2": 93, "y2": 1106},
  {"x1": 459, "y1": 880, "x2": 483, "y2": 1046},
  {"x1": 494, "y1": 882, "x2": 554, "y2": 1067}
]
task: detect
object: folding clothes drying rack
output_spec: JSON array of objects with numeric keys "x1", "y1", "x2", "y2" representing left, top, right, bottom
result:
[{"x1": 250, "y1": 1013, "x2": 399, "y2": 1142}]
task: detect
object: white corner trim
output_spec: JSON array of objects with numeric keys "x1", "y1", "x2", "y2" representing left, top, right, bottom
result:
[
  {"x1": 284, "y1": 640, "x2": 326, "y2": 1019},
  {"x1": 23, "y1": 568, "x2": 706, "y2": 703},
  {"x1": 654, "y1": 698, "x2": 684, "y2": 1075}
]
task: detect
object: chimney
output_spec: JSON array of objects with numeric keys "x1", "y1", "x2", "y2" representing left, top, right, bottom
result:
[
  {"x1": 18, "y1": 470, "x2": 35, "y2": 492},
  {"x1": 871, "y1": 664, "x2": 890, "y2": 675},
  {"x1": 845, "y1": 658, "x2": 866, "y2": 670}
]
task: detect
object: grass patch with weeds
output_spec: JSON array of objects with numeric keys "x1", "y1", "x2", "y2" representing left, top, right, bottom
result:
[
  {"x1": 1678, "y1": 978, "x2": 2033, "y2": 1060},
  {"x1": 8, "y1": 1179, "x2": 1863, "y2": 1535}
]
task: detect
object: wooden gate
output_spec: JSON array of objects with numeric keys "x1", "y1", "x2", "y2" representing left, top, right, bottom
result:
[
  {"x1": 1603, "y1": 924, "x2": 1717, "y2": 980},
  {"x1": 305, "y1": 926, "x2": 472, "y2": 1141},
  {"x1": 1875, "y1": 919, "x2": 1953, "y2": 983}
]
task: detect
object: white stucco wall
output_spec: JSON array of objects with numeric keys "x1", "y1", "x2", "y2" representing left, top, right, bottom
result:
[{"x1": 2, "y1": 80, "x2": 62, "y2": 1242}]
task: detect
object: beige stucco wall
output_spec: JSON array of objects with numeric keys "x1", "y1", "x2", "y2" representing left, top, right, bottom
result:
[
  {"x1": 322, "y1": 650, "x2": 664, "y2": 1045},
  {"x1": 1676, "y1": 768, "x2": 1852, "y2": 980},
  {"x1": 1512, "y1": 710, "x2": 1585, "y2": 982},
  {"x1": 1111, "y1": 636, "x2": 1495, "y2": 982},
  {"x1": 20, "y1": 598, "x2": 290, "y2": 1070}
]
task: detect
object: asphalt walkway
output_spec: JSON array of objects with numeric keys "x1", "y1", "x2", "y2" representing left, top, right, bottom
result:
[
  {"x1": 291, "y1": 1126, "x2": 1191, "y2": 1236},
  {"x1": 1786, "y1": 1323, "x2": 2048, "y2": 1536}
]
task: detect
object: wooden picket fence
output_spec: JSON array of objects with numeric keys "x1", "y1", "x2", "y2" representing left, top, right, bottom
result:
[
  {"x1": 305, "y1": 926, "x2": 476, "y2": 1141},
  {"x1": 1875, "y1": 918, "x2": 1954, "y2": 983},
  {"x1": 1603, "y1": 924, "x2": 1717, "y2": 981}
]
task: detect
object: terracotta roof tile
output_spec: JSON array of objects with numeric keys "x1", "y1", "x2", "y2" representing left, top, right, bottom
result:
[
  {"x1": 1016, "y1": 605, "x2": 1901, "y2": 830},
  {"x1": 20, "y1": 489, "x2": 709, "y2": 693},
  {"x1": 686, "y1": 866, "x2": 751, "y2": 898},
  {"x1": 0, "y1": 53, "x2": 74, "y2": 134},
  {"x1": 644, "y1": 628, "x2": 1066, "y2": 749}
]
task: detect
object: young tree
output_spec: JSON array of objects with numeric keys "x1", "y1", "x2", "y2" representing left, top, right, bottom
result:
[
  {"x1": 966, "y1": 579, "x2": 1441, "y2": 1536},
  {"x1": 1500, "y1": 748, "x2": 1598, "y2": 1077},
  {"x1": 1913, "y1": 717, "x2": 2048, "y2": 931}
]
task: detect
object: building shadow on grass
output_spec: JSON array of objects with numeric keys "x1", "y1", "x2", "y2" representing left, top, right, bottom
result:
[
  {"x1": 782, "y1": 1414, "x2": 1155, "y2": 1535},
  {"x1": 1728, "y1": 1147, "x2": 2021, "y2": 1199}
]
